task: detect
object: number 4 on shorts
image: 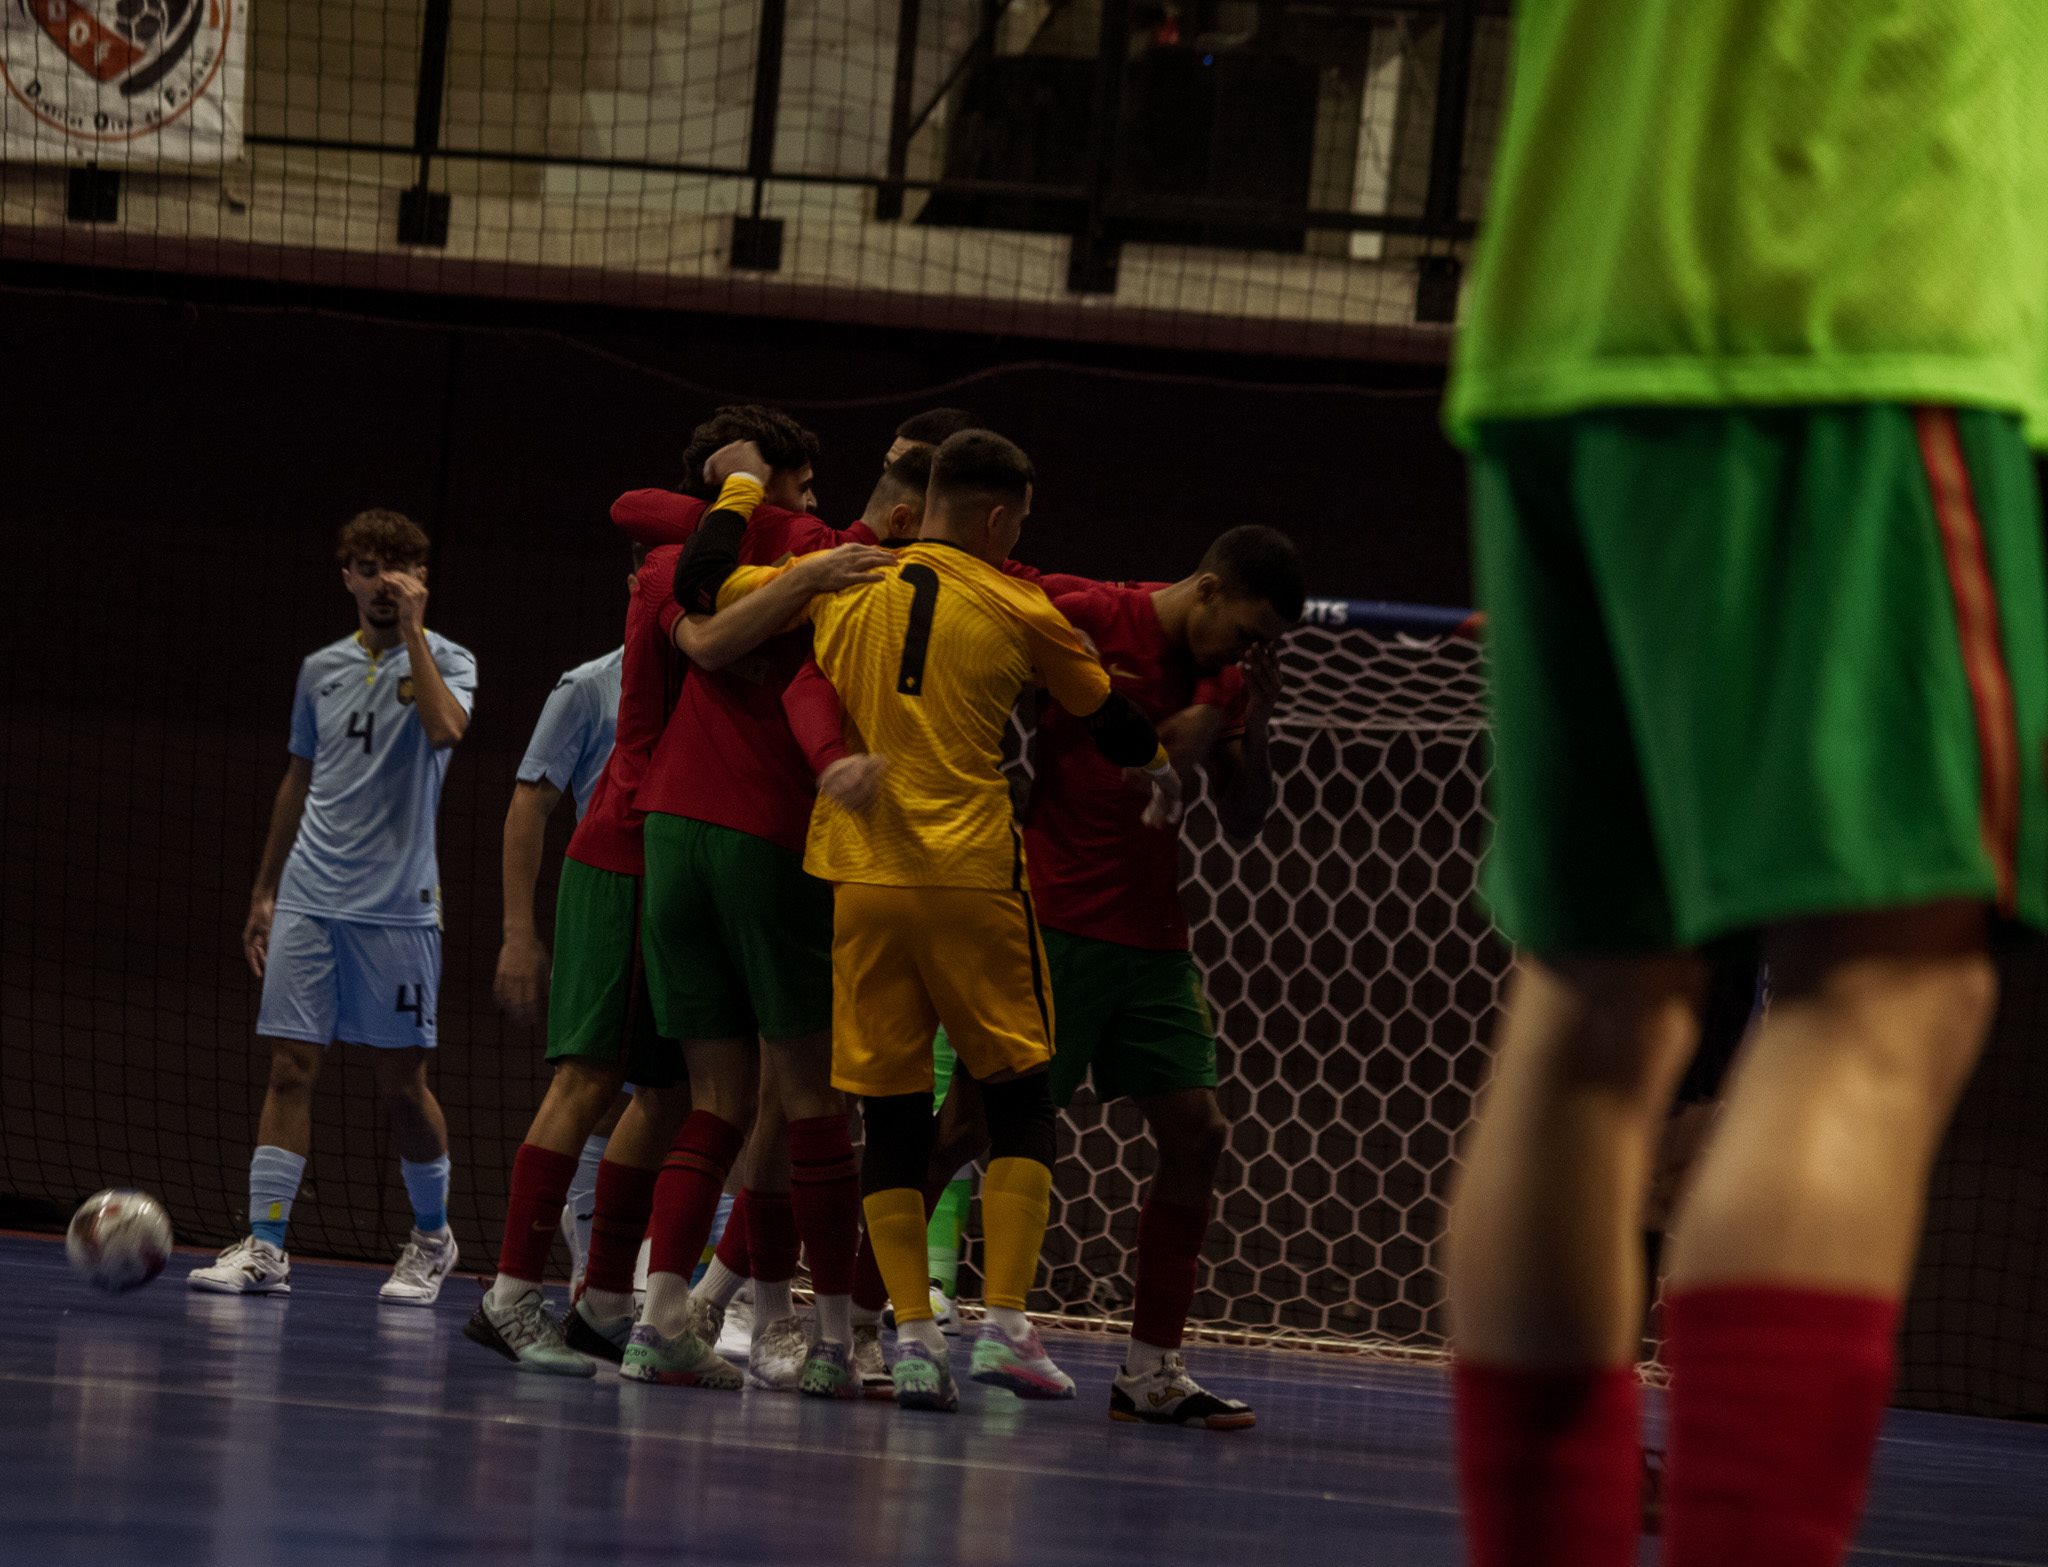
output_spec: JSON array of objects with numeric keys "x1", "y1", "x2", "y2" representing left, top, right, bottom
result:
[{"x1": 395, "y1": 985, "x2": 428, "y2": 1026}]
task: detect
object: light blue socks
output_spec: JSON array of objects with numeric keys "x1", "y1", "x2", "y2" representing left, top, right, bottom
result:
[
  {"x1": 400, "y1": 1153, "x2": 452, "y2": 1235},
  {"x1": 249, "y1": 1146, "x2": 307, "y2": 1248}
]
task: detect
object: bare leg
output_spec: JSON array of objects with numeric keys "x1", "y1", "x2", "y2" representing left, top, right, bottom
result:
[
  {"x1": 370, "y1": 1047, "x2": 449, "y2": 1165},
  {"x1": 1668, "y1": 903, "x2": 1994, "y2": 1293},
  {"x1": 255, "y1": 1038, "x2": 326, "y2": 1158},
  {"x1": 1447, "y1": 953, "x2": 1704, "y2": 1366}
]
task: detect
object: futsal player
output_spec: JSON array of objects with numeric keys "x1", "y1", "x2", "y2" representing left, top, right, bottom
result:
[
  {"x1": 614, "y1": 412, "x2": 885, "y2": 1400},
  {"x1": 467, "y1": 442, "x2": 887, "y2": 1376},
  {"x1": 191, "y1": 510, "x2": 475, "y2": 1304},
  {"x1": 682, "y1": 428, "x2": 1183, "y2": 1413},
  {"x1": 493, "y1": 561, "x2": 633, "y2": 1291},
  {"x1": 1443, "y1": 10, "x2": 2048, "y2": 1565},
  {"x1": 1026, "y1": 528, "x2": 1300, "y2": 1427}
]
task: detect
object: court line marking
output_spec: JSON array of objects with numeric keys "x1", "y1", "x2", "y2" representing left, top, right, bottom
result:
[{"x1": 0, "y1": 1368, "x2": 1461, "y2": 1517}]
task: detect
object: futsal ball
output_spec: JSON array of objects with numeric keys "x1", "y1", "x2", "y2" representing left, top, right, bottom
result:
[{"x1": 66, "y1": 1189, "x2": 174, "y2": 1293}]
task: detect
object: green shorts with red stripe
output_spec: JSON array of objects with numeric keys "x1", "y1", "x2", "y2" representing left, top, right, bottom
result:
[{"x1": 1472, "y1": 404, "x2": 2048, "y2": 955}]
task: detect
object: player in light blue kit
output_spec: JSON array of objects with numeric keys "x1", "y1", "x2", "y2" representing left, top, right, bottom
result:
[
  {"x1": 495, "y1": 626, "x2": 626, "y2": 1291},
  {"x1": 190, "y1": 509, "x2": 477, "y2": 1304}
]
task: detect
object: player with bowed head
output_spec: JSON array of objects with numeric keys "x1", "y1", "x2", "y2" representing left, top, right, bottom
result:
[{"x1": 193, "y1": 509, "x2": 475, "y2": 1303}]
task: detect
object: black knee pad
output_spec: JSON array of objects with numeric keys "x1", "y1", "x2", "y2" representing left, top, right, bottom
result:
[
  {"x1": 980, "y1": 1072, "x2": 1056, "y2": 1168},
  {"x1": 860, "y1": 1093, "x2": 934, "y2": 1193}
]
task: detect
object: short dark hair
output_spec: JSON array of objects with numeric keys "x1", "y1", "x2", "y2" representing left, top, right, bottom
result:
[
  {"x1": 336, "y1": 508, "x2": 429, "y2": 568},
  {"x1": 930, "y1": 429, "x2": 1033, "y2": 512},
  {"x1": 894, "y1": 407, "x2": 977, "y2": 446},
  {"x1": 676, "y1": 404, "x2": 821, "y2": 498},
  {"x1": 879, "y1": 445, "x2": 933, "y2": 500},
  {"x1": 1200, "y1": 525, "x2": 1305, "y2": 621}
]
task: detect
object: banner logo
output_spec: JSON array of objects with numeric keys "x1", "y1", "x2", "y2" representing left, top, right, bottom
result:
[{"x1": 3, "y1": 0, "x2": 233, "y2": 143}]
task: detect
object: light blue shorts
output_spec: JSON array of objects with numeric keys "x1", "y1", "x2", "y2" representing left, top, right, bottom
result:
[{"x1": 256, "y1": 909, "x2": 441, "y2": 1050}]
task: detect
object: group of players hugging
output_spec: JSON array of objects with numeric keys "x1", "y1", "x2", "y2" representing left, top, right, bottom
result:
[{"x1": 189, "y1": 403, "x2": 1306, "y2": 1428}]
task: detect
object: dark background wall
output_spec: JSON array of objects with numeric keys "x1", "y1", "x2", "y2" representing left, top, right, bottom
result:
[
  {"x1": 0, "y1": 270, "x2": 1471, "y2": 1257},
  {"x1": 5, "y1": 272, "x2": 2046, "y2": 1418}
]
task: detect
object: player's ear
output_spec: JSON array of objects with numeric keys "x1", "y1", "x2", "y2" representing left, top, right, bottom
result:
[{"x1": 889, "y1": 502, "x2": 916, "y2": 538}]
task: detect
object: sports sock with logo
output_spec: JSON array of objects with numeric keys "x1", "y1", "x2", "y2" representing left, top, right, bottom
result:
[
  {"x1": 491, "y1": 1143, "x2": 577, "y2": 1306},
  {"x1": 248, "y1": 1145, "x2": 306, "y2": 1249}
]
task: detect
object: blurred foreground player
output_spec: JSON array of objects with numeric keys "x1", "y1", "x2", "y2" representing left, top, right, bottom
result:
[
  {"x1": 1443, "y1": 9, "x2": 2048, "y2": 1567},
  {"x1": 193, "y1": 510, "x2": 476, "y2": 1302},
  {"x1": 685, "y1": 429, "x2": 1182, "y2": 1413}
]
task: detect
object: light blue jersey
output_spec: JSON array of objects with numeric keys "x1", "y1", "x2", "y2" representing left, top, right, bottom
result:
[
  {"x1": 516, "y1": 647, "x2": 622, "y2": 822},
  {"x1": 276, "y1": 631, "x2": 479, "y2": 927}
]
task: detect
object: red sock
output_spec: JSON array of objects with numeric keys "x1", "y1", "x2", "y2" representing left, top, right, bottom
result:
[
  {"x1": 1130, "y1": 1196, "x2": 1209, "y2": 1349},
  {"x1": 787, "y1": 1116, "x2": 860, "y2": 1294},
  {"x1": 496, "y1": 1144, "x2": 579, "y2": 1286},
  {"x1": 747, "y1": 1189, "x2": 798, "y2": 1284},
  {"x1": 714, "y1": 1189, "x2": 751, "y2": 1276},
  {"x1": 1454, "y1": 1361, "x2": 1640, "y2": 1567},
  {"x1": 584, "y1": 1159, "x2": 658, "y2": 1295},
  {"x1": 646, "y1": 1112, "x2": 745, "y2": 1279},
  {"x1": 1663, "y1": 1285, "x2": 1898, "y2": 1567},
  {"x1": 852, "y1": 1231, "x2": 889, "y2": 1312}
]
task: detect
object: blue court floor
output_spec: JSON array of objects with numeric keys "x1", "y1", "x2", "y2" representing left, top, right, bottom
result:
[{"x1": 2, "y1": 1234, "x2": 2044, "y2": 1566}]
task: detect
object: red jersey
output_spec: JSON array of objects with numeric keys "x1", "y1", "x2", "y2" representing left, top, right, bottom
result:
[
  {"x1": 567, "y1": 533, "x2": 694, "y2": 876},
  {"x1": 1024, "y1": 583, "x2": 1246, "y2": 950},
  {"x1": 634, "y1": 504, "x2": 872, "y2": 854}
]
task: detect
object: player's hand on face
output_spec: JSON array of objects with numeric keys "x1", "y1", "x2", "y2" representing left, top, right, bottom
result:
[
  {"x1": 792, "y1": 543, "x2": 895, "y2": 593},
  {"x1": 1140, "y1": 762, "x2": 1184, "y2": 830},
  {"x1": 819, "y1": 753, "x2": 890, "y2": 812},
  {"x1": 704, "y1": 439, "x2": 769, "y2": 487},
  {"x1": 381, "y1": 570, "x2": 429, "y2": 636},
  {"x1": 242, "y1": 895, "x2": 275, "y2": 979},
  {"x1": 494, "y1": 932, "x2": 551, "y2": 1023},
  {"x1": 1243, "y1": 641, "x2": 1284, "y2": 718}
]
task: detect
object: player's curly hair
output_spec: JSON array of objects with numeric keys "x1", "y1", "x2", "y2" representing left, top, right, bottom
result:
[
  {"x1": 335, "y1": 508, "x2": 430, "y2": 568},
  {"x1": 676, "y1": 404, "x2": 822, "y2": 498}
]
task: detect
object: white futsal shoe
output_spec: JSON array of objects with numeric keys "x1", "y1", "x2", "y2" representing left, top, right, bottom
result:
[
  {"x1": 379, "y1": 1227, "x2": 458, "y2": 1305},
  {"x1": 187, "y1": 1235, "x2": 291, "y2": 1296},
  {"x1": 716, "y1": 1285, "x2": 754, "y2": 1361},
  {"x1": 748, "y1": 1314, "x2": 811, "y2": 1391}
]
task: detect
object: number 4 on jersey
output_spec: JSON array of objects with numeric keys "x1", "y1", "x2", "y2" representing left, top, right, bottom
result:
[
  {"x1": 394, "y1": 985, "x2": 429, "y2": 1026},
  {"x1": 346, "y1": 709, "x2": 376, "y2": 754}
]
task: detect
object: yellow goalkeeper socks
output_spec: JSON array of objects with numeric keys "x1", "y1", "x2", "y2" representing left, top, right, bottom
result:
[
  {"x1": 980, "y1": 1157, "x2": 1052, "y2": 1312},
  {"x1": 862, "y1": 1187, "x2": 933, "y2": 1326}
]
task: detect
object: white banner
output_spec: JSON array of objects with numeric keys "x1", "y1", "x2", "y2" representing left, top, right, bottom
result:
[{"x1": 1, "y1": 0, "x2": 245, "y2": 166}]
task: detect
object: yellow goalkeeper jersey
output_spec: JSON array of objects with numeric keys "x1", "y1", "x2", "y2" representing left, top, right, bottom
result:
[{"x1": 720, "y1": 539, "x2": 1113, "y2": 890}]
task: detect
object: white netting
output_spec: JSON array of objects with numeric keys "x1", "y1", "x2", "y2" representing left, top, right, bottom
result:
[{"x1": 1022, "y1": 619, "x2": 1508, "y2": 1355}]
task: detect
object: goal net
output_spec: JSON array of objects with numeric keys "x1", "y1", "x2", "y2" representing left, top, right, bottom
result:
[{"x1": 1031, "y1": 602, "x2": 1506, "y2": 1355}]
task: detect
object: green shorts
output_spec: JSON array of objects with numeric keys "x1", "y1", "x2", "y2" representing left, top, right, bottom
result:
[
  {"x1": 640, "y1": 813, "x2": 834, "y2": 1041},
  {"x1": 544, "y1": 859, "x2": 682, "y2": 1089},
  {"x1": 1473, "y1": 404, "x2": 2048, "y2": 954},
  {"x1": 1044, "y1": 928, "x2": 1218, "y2": 1108}
]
